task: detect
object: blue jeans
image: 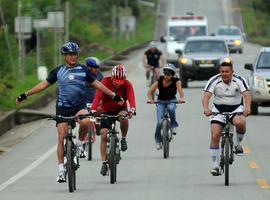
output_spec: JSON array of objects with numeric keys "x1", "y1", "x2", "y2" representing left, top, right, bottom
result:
[{"x1": 155, "y1": 100, "x2": 179, "y2": 143}]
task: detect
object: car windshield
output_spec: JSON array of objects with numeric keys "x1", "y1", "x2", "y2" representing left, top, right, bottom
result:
[
  {"x1": 217, "y1": 27, "x2": 241, "y2": 36},
  {"x1": 257, "y1": 52, "x2": 270, "y2": 69},
  {"x1": 168, "y1": 26, "x2": 207, "y2": 41},
  {"x1": 184, "y1": 40, "x2": 227, "y2": 54}
]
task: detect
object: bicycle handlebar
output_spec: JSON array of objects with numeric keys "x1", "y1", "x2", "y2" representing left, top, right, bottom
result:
[
  {"x1": 46, "y1": 113, "x2": 94, "y2": 122},
  {"x1": 147, "y1": 100, "x2": 180, "y2": 104},
  {"x1": 46, "y1": 111, "x2": 133, "y2": 123},
  {"x1": 212, "y1": 112, "x2": 243, "y2": 116}
]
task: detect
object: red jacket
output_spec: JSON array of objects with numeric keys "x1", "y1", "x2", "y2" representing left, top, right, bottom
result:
[{"x1": 91, "y1": 77, "x2": 136, "y2": 112}]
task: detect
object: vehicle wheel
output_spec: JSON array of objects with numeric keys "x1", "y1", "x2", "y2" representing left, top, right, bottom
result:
[
  {"x1": 181, "y1": 78, "x2": 188, "y2": 88},
  {"x1": 239, "y1": 49, "x2": 243, "y2": 54},
  {"x1": 179, "y1": 65, "x2": 188, "y2": 88},
  {"x1": 251, "y1": 101, "x2": 258, "y2": 115}
]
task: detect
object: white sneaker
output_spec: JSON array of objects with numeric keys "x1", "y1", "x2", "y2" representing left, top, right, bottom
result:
[
  {"x1": 172, "y1": 128, "x2": 177, "y2": 135},
  {"x1": 155, "y1": 143, "x2": 162, "y2": 150},
  {"x1": 57, "y1": 171, "x2": 66, "y2": 183},
  {"x1": 77, "y1": 146, "x2": 86, "y2": 158}
]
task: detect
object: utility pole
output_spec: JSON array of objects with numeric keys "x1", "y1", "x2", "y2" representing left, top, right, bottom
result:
[
  {"x1": 0, "y1": 4, "x2": 15, "y2": 77},
  {"x1": 65, "y1": 1, "x2": 69, "y2": 42},
  {"x1": 125, "y1": 0, "x2": 129, "y2": 41},
  {"x1": 18, "y1": 0, "x2": 24, "y2": 80},
  {"x1": 112, "y1": 2, "x2": 117, "y2": 41}
]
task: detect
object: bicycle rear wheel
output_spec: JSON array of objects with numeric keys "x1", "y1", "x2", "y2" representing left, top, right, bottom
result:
[
  {"x1": 66, "y1": 139, "x2": 76, "y2": 192},
  {"x1": 109, "y1": 135, "x2": 117, "y2": 184},
  {"x1": 162, "y1": 120, "x2": 170, "y2": 159},
  {"x1": 224, "y1": 137, "x2": 230, "y2": 186}
]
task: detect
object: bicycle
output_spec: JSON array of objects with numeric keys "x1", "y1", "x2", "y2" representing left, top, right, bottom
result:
[
  {"x1": 149, "y1": 101, "x2": 179, "y2": 159},
  {"x1": 149, "y1": 65, "x2": 157, "y2": 86},
  {"x1": 97, "y1": 113, "x2": 129, "y2": 184},
  {"x1": 86, "y1": 103, "x2": 100, "y2": 161},
  {"x1": 47, "y1": 114, "x2": 89, "y2": 192},
  {"x1": 213, "y1": 112, "x2": 242, "y2": 186},
  {"x1": 148, "y1": 65, "x2": 160, "y2": 99}
]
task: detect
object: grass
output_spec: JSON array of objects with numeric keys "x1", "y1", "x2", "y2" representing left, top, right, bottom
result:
[
  {"x1": 239, "y1": 0, "x2": 270, "y2": 45},
  {"x1": 0, "y1": 4, "x2": 156, "y2": 111}
]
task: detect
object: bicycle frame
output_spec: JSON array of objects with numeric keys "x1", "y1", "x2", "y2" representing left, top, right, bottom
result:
[
  {"x1": 47, "y1": 114, "x2": 90, "y2": 192},
  {"x1": 213, "y1": 112, "x2": 239, "y2": 186},
  {"x1": 162, "y1": 108, "x2": 171, "y2": 159},
  {"x1": 107, "y1": 119, "x2": 121, "y2": 183},
  {"x1": 97, "y1": 114, "x2": 125, "y2": 184},
  {"x1": 155, "y1": 101, "x2": 179, "y2": 159}
]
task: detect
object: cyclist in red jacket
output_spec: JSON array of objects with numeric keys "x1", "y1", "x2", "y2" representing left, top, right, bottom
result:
[{"x1": 91, "y1": 64, "x2": 136, "y2": 176}]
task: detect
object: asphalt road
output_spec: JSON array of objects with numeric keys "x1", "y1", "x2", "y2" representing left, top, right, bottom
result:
[{"x1": 1, "y1": 0, "x2": 270, "y2": 199}]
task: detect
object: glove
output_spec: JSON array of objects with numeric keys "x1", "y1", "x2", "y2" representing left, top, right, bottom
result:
[
  {"x1": 112, "y1": 93, "x2": 123, "y2": 103},
  {"x1": 17, "y1": 93, "x2": 27, "y2": 102},
  {"x1": 128, "y1": 108, "x2": 136, "y2": 118},
  {"x1": 91, "y1": 110, "x2": 99, "y2": 117}
]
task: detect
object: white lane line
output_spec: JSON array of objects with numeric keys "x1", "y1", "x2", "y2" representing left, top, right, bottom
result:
[{"x1": 0, "y1": 145, "x2": 57, "y2": 192}]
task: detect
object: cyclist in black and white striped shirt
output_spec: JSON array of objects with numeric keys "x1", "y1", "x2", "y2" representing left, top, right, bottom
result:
[{"x1": 202, "y1": 58, "x2": 251, "y2": 176}]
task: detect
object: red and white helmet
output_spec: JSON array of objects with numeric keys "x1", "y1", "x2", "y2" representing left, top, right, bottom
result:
[{"x1": 112, "y1": 64, "x2": 127, "y2": 84}]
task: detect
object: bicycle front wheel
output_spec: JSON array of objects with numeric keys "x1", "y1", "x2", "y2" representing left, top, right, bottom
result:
[
  {"x1": 224, "y1": 136, "x2": 230, "y2": 186},
  {"x1": 109, "y1": 135, "x2": 117, "y2": 184},
  {"x1": 87, "y1": 128, "x2": 93, "y2": 161},
  {"x1": 66, "y1": 139, "x2": 76, "y2": 192},
  {"x1": 162, "y1": 120, "x2": 170, "y2": 159}
]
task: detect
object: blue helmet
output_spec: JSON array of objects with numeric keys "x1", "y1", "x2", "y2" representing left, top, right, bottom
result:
[
  {"x1": 61, "y1": 42, "x2": 80, "y2": 54},
  {"x1": 85, "y1": 57, "x2": 100, "y2": 68}
]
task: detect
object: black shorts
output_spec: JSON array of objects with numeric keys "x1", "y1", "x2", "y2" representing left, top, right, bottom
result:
[
  {"x1": 100, "y1": 109, "x2": 128, "y2": 129},
  {"x1": 55, "y1": 104, "x2": 87, "y2": 126}
]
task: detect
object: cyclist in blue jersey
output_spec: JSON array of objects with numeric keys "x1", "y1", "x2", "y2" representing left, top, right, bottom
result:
[
  {"x1": 16, "y1": 42, "x2": 123, "y2": 183},
  {"x1": 82, "y1": 57, "x2": 104, "y2": 154},
  {"x1": 85, "y1": 57, "x2": 104, "y2": 105}
]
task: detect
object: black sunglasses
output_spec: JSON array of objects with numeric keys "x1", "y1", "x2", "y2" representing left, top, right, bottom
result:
[{"x1": 164, "y1": 71, "x2": 173, "y2": 76}]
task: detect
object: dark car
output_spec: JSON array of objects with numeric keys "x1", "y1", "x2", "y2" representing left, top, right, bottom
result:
[
  {"x1": 177, "y1": 36, "x2": 230, "y2": 88},
  {"x1": 244, "y1": 47, "x2": 270, "y2": 115}
]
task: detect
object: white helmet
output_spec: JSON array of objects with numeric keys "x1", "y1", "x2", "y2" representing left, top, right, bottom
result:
[
  {"x1": 150, "y1": 40, "x2": 157, "y2": 48},
  {"x1": 163, "y1": 63, "x2": 176, "y2": 76}
]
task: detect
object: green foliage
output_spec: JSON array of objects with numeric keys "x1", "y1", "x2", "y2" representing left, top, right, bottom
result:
[
  {"x1": 239, "y1": 0, "x2": 270, "y2": 45},
  {"x1": 0, "y1": 0, "x2": 157, "y2": 110}
]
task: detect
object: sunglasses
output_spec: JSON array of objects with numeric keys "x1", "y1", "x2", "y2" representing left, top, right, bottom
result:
[
  {"x1": 164, "y1": 72, "x2": 173, "y2": 76},
  {"x1": 112, "y1": 79, "x2": 125, "y2": 85}
]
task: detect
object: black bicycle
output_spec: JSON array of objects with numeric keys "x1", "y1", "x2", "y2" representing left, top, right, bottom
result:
[
  {"x1": 48, "y1": 114, "x2": 88, "y2": 192},
  {"x1": 213, "y1": 112, "x2": 242, "y2": 186},
  {"x1": 98, "y1": 113, "x2": 129, "y2": 184},
  {"x1": 150, "y1": 101, "x2": 179, "y2": 159},
  {"x1": 149, "y1": 66, "x2": 160, "y2": 99}
]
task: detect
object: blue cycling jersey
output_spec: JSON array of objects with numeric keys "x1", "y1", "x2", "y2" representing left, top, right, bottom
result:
[
  {"x1": 85, "y1": 71, "x2": 104, "y2": 103},
  {"x1": 46, "y1": 64, "x2": 95, "y2": 108}
]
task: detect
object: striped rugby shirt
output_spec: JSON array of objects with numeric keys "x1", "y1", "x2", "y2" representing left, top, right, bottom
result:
[{"x1": 204, "y1": 73, "x2": 249, "y2": 105}]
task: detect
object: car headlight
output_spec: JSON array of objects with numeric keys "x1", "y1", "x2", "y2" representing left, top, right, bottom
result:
[
  {"x1": 254, "y1": 76, "x2": 265, "y2": 88},
  {"x1": 180, "y1": 58, "x2": 192, "y2": 65},
  {"x1": 234, "y1": 39, "x2": 241, "y2": 45}
]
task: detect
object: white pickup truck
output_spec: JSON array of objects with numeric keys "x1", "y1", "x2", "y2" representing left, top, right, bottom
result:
[{"x1": 160, "y1": 14, "x2": 208, "y2": 70}]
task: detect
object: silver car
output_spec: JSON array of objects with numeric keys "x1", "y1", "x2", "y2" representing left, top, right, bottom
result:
[
  {"x1": 244, "y1": 47, "x2": 270, "y2": 115},
  {"x1": 216, "y1": 25, "x2": 245, "y2": 54},
  {"x1": 177, "y1": 36, "x2": 230, "y2": 88}
]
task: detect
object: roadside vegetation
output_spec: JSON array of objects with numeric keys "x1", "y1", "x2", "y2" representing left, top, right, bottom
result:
[
  {"x1": 239, "y1": 0, "x2": 270, "y2": 45},
  {"x1": 0, "y1": 0, "x2": 157, "y2": 111}
]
